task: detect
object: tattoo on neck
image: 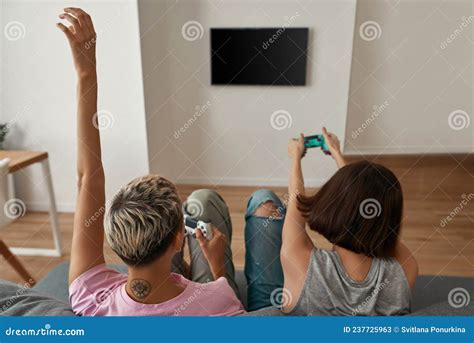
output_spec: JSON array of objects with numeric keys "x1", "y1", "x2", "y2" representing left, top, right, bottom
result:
[{"x1": 130, "y1": 279, "x2": 151, "y2": 299}]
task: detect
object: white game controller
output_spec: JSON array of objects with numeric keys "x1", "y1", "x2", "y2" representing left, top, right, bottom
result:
[{"x1": 184, "y1": 216, "x2": 213, "y2": 241}]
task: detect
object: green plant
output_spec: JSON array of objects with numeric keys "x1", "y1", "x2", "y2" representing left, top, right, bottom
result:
[{"x1": 0, "y1": 124, "x2": 9, "y2": 150}]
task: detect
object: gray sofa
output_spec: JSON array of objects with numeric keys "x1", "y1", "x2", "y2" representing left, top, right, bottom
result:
[{"x1": 0, "y1": 262, "x2": 472, "y2": 316}]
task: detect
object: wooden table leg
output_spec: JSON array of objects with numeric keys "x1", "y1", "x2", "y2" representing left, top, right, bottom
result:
[
  {"x1": 0, "y1": 240, "x2": 36, "y2": 286},
  {"x1": 41, "y1": 158, "x2": 62, "y2": 255},
  {"x1": 10, "y1": 158, "x2": 62, "y2": 257}
]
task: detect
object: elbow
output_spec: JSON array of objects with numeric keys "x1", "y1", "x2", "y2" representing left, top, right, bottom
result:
[{"x1": 76, "y1": 170, "x2": 105, "y2": 190}]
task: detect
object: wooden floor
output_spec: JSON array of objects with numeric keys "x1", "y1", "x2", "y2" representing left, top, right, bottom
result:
[{"x1": 1, "y1": 154, "x2": 473, "y2": 284}]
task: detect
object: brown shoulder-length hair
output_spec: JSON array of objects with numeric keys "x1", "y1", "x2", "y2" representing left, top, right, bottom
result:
[{"x1": 297, "y1": 160, "x2": 403, "y2": 258}]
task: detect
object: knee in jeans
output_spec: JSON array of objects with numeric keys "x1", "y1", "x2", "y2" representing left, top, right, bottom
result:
[
  {"x1": 249, "y1": 189, "x2": 276, "y2": 200},
  {"x1": 248, "y1": 189, "x2": 284, "y2": 219},
  {"x1": 253, "y1": 201, "x2": 283, "y2": 218}
]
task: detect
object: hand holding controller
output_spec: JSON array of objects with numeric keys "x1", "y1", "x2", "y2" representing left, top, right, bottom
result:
[
  {"x1": 184, "y1": 215, "x2": 227, "y2": 280},
  {"x1": 184, "y1": 216, "x2": 213, "y2": 240},
  {"x1": 303, "y1": 134, "x2": 330, "y2": 155}
]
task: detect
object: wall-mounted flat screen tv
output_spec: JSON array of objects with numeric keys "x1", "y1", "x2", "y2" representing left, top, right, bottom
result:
[{"x1": 211, "y1": 28, "x2": 309, "y2": 86}]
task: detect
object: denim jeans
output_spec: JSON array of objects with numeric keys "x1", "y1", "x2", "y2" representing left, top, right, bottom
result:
[
  {"x1": 244, "y1": 189, "x2": 285, "y2": 311},
  {"x1": 173, "y1": 188, "x2": 285, "y2": 311},
  {"x1": 173, "y1": 189, "x2": 239, "y2": 296}
]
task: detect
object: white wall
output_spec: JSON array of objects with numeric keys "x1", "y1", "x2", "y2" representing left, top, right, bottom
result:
[
  {"x1": 7, "y1": 0, "x2": 469, "y2": 212},
  {"x1": 138, "y1": 0, "x2": 357, "y2": 187},
  {"x1": 345, "y1": 0, "x2": 473, "y2": 154},
  {"x1": 1, "y1": 0, "x2": 149, "y2": 211}
]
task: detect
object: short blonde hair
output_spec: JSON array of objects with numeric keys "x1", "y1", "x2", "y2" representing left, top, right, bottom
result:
[{"x1": 104, "y1": 175, "x2": 183, "y2": 266}]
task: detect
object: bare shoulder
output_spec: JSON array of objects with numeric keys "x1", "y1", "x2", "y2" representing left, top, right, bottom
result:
[
  {"x1": 393, "y1": 242, "x2": 418, "y2": 289},
  {"x1": 281, "y1": 244, "x2": 313, "y2": 312}
]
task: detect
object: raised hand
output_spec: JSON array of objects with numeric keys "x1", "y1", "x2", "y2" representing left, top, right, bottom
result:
[
  {"x1": 288, "y1": 133, "x2": 306, "y2": 160},
  {"x1": 322, "y1": 127, "x2": 346, "y2": 168},
  {"x1": 57, "y1": 8, "x2": 97, "y2": 77}
]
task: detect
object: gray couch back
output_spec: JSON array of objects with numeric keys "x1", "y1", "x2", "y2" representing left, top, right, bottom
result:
[{"x1": 1, "y1": 262, "x2": 472, "y2": 316}]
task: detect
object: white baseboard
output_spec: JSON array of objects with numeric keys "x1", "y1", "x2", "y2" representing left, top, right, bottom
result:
[{"x1": 344, "y1": 146, "x2": 473, "y2": 155}]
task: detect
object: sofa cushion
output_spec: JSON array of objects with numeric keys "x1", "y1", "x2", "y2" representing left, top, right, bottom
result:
[
  {"x1": 407, "y1": 299, "x2": 473, "y2": 316},
  {"x1": 0, "y1": 279, "x2": 74, "y2": 316},
  {"x1": 34, "y1": 262, "x2": 127, "y2": 303},
  {"x1": 411, "y1": 275, "x2": 474, "y2": 312},
  {"x1": 2, "y1": 262, "x2": 470, "y2": 316}
]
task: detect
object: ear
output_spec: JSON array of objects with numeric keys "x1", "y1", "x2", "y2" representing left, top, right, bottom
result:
[{"x1": 173, "y1": 222, "x2": 185, "y2": 251}]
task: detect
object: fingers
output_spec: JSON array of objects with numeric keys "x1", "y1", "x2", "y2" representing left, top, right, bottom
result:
[
  {"x1": 64, "y1": 8, "x2": 94, "y2": 31},
  {"x1": 64, "y1": 7, "x2": 89, "y2": 18},
  {"x1": 299, "y1": 133, "x2": 307, "y2": 157},
  {"x1": 212, "y1": 227, "x2": 223, "y2": 239},
  {"x1": 59, "y1": 13, "x2": 80, "y2": 32},
  {"x1": 322, "y1": 126, "x2": 330, "y2": 141},
  {"x1": 56, "y1": 23, "x2": 73, "y2": 40},
  {"x1": 59, "y1": 8, "x2": 95, "y2": 40},
  {"x1": 322, "y1": 126, "x2": 328, "y2": 136},
  {"x1": 195, "y1": 229, "x2": 206, "y2": 245},
  {"x1": 210, "y1": 227, "x2": 227, "y2": 244}
]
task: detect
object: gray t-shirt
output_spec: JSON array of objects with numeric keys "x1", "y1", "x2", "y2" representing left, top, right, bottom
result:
[{"x1": 287, "y1": 249, "x2": 411, "y2": 316}]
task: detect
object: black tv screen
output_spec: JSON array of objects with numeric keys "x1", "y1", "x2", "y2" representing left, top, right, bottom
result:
[{"x1": 211, "y1": 28, "x2": 309, "y2": 86}]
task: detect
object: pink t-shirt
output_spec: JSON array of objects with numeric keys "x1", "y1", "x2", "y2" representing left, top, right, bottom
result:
[{"x1": 69, "y1": 264, "x2": 246, "y2": 316}]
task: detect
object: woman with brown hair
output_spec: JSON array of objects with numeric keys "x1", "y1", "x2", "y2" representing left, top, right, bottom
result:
[{"x1": 244, "y1": 128, "x2": 418, "y2": 315}]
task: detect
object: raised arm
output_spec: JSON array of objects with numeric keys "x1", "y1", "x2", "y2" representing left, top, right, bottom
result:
[
  {"x1": 280, "y1": 134, "x2": 314, "y2": 311},
  {"x1": 57, "y1": 8, "x2": 105, "y2": 284},
  {"x1": 281, "y1": 128, "x2": 347, "y2": 311}
]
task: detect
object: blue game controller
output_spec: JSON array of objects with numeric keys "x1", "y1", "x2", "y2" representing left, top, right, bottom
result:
[{"x1": 303, "y1": 134, "x2": 330, "y2": 155}]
